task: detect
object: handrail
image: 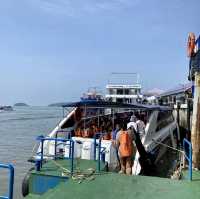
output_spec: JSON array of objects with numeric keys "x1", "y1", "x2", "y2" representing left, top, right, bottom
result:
[
  {"x1": 0, "y1": 164, "x2": 14, "y2": 199},
  {"x1": 183, "y1": 138, "x2": 192, "y2": 181},
  {"x1": 93, "y1": 132, "x2": 106, "y2": 161},
  {"x1": 93, "y1": 133, "x2": 106, "y2": 172},
  {"x1": 36, "y1": 136, "x2": 74, "y2": 176}
]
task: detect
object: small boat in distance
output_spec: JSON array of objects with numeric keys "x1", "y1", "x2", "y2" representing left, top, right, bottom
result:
[{"x1": 0, "y1": 106, "x2": 13, "y2": 112}]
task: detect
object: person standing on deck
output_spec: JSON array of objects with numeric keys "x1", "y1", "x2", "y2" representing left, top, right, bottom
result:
[
  {"x1": 135, "y1": 113, "x2": 146, "y2": 138},
  {"x1": 116, "y1": 123, "x2": 136, "y2": 175},
  {"x1": 128, "y1": 114, "x2": 145, "y2": 138},
  {"x1": 111, "y1": 124, "x2": 121, "y2": 167}
]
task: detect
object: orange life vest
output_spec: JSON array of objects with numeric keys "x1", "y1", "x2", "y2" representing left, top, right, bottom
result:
[
  {"x1": 82, "y1": 129, "x2": 90, "y2": 138},
  {"x1": 119, "y1": 131, "x2": 133, "y2": 157},
  {"x1": 75, "y1": 129, "x2": 82, "y2": 137}
]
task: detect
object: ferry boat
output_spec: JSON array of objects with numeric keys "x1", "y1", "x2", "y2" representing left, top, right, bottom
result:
[
  {"x1": 30, "y1": 100, "x2": 180, "y2": 175},
  {"x1": 20, "y1": 100, "x2": 183, "y2": 198},
  {"x1": 105, "y1": 72, "x2": 142, "y2": 104}
]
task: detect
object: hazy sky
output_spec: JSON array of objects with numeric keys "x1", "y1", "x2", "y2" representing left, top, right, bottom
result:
[{"x1": 0, "y1": 0, "x2": 199, "y2": 105}]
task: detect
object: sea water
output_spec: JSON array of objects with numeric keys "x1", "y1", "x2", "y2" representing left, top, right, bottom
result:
[{"x1": 0, "y1": 106, "x2": 63, "y2": 199}]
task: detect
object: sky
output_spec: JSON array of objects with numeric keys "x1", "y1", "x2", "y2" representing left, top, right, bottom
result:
[{"x1": 0, "y1": 0, "x2": 199, "y2": 105}]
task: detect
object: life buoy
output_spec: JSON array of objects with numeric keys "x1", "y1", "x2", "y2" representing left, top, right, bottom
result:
[
  {"x1": 119, "y1": 131, "x2": 133, "y2": 157},
  {"x1": 187, "y1": 32, "x2": 196, "y2": 57}
]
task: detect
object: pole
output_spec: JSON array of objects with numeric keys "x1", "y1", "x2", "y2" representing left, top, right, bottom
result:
[
  {"x1": 187, "y1": 99, "x2": 191, "y2": 140},
  {"x1": 191, "y1": 72, "x2": 200, "y2": 169}
]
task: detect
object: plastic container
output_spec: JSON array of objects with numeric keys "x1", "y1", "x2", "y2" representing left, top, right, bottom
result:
[{"x1": 81, "y1": 140, "x2": 94, "y2": 160}]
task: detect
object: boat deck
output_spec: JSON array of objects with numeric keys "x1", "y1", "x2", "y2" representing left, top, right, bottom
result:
[{"x1": 25, "y1": 166, "x2": 200, "y2": 199}]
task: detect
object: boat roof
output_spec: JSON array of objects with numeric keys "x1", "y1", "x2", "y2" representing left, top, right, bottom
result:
[{"x1": 62, "y1": 100, "x2": 172, "y2": 111}]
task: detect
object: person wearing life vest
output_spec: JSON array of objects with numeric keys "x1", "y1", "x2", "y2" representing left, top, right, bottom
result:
[{"x1": 116, "y1": 123, "x2": 136, "y2": 175}]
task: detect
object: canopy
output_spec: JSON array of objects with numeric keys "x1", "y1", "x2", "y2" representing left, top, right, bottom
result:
[{"x1": 62, "y1": 100, "x2": 172, "y2": 111}]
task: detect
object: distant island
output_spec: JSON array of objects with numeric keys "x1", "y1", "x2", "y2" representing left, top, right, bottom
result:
[
  {"x1": 48, "y1": 102, "x2": 66, "y2": 107},
  {"x1": 14, "y1": 103, "x2": 29, "y2": 107}
]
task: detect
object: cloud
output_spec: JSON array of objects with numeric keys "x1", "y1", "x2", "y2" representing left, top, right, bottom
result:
[{"x1": 30, "y1": 0, "x2": 141, "y2": 17}]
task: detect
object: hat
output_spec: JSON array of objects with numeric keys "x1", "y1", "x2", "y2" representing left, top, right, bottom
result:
[{"x1": 127, "y1": 122, "x2": 137, "y2": 131}]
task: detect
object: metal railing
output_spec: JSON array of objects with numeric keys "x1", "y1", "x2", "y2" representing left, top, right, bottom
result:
[
  {"x1": 36, "y1": 136, "x2": 75, "y2": 175},
  {"x1": 183, "y1": 138, "x2": 192, "y2": 181},
  {"x1": 55, "y1": 130, "x2": 72, "y2": 159},
  {"x1": 0, "y1": 164, "x2": 14, "y2": 199},
  {"x1": 93, "y1": 133, "x2": 106, "y2": 172}
]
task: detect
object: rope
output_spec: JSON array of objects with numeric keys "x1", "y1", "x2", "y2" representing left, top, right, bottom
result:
[
  {"x1": 152, "y1": 139, "x2": 186, "y2": 180},
  {"x1": 49, "y1": 158, "x2": 112, "y2": 184},
  {"x1": 31, "y1": 143, "x2": 39, "y2": 157},
  {"x1": 152, "y1": 139, "x2": 184, "y2": 155}
]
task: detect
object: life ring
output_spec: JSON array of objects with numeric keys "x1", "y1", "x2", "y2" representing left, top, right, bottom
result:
[
  {"x1": 187, "y1": 32, "x2": 196, "y2": 57},
  {"x1": 22, "y1": 167, "x2": 34, "y2": 197}
]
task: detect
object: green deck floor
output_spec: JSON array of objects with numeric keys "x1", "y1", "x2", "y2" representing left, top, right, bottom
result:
[
  {"x1": 30, "y1": 159, "x2": 106, "y2": 177},
  {"x1": 26, "y1": 168, "x2": 200, "y2": 199}
]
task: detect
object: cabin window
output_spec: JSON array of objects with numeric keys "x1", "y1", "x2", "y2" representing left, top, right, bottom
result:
[
  {"x1": 117, "y1": 89, "x2": 123, "y2": 95},
  {"x1": 156, "y1": 111, "x2": 174, "y2": 132},
  {"x1": 124, "y1": 89, "x2": 130, "y2": 95}
]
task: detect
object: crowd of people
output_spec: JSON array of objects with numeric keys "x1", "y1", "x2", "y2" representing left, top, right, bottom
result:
[{"x1": 74, "y1": 111, "x2": 146, "y2": 175}]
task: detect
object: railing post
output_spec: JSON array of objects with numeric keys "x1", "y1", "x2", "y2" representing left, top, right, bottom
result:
[
  {"x1": 8, "y1": 164, "x2": 14, "y2": 199},
  {"x1": 40, "y1": 139, "x2": 44, "y2": 168},
  {"x1": 189, "y1": 141, "x2": 192, "y2": 181},
  {"x1": 71, "y1": 140, "x2": 74, "y2": 176},
  {"x1": 98, "y1": 138, "x2": 101, "y2": 172},
  {"x1": 94, "y1": 136, "x2": 97, "y2": 160},
  {"x1": 54, "y1": 133, "x2": 58, "y2": 160},
  {"x1": 0, "y1": 164, "x2": 15, "y2": 199},
  {"x1": 183, "y1": 138, "x2": 192, "y2": 181}
]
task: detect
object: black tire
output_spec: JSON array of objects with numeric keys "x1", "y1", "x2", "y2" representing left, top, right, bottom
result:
[{"x1": 22, "y1": 167, "x2": 34, "y2": 197}]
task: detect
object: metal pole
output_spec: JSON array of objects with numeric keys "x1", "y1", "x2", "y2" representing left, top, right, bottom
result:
[
  {"x1": 112, "y1": 108, "x2": 115, "y2": 130},
  {"x1": 98, "y1": 138, "x2": 101, "y2": 172},
  {"x1": 189, "y1": 143, "x2": 192, "y2": 181},
  {"x1": 71, "y1": 141, "x2": 74, "y2": 176},
  {"x1": 8, "y1": 164, "x2": 14, "y2": 199},
  {"x1": 54, "y1": 134, "x2": 57, "y2": 160},
  {"x1": 63, "y1": 108, "x2": 65, "y2": 118},
  {"x1": 41, "y1": 140, "x2": 44, "y2": 168},
  {"x1": 94, "y1": 136, "x2": 96, "y2": 160},
  {"x1": 98, "y1": 109, "x2": 100, "y2": 128},
  {"x1": 187, "y1": 99, "x2": 191, "y2": 140},
  {"x1": 84, "y1": 105, "x2": 86, "y2": 131}
]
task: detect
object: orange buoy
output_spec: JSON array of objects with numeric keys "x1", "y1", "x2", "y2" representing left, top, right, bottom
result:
[{"x1": 187, "y1": 32, "x2": 196, "y2": 57}]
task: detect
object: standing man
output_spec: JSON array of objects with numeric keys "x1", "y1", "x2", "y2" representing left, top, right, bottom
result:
[{"x1": 116, "y1": 123, "x2": 136, "y2": 175}]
